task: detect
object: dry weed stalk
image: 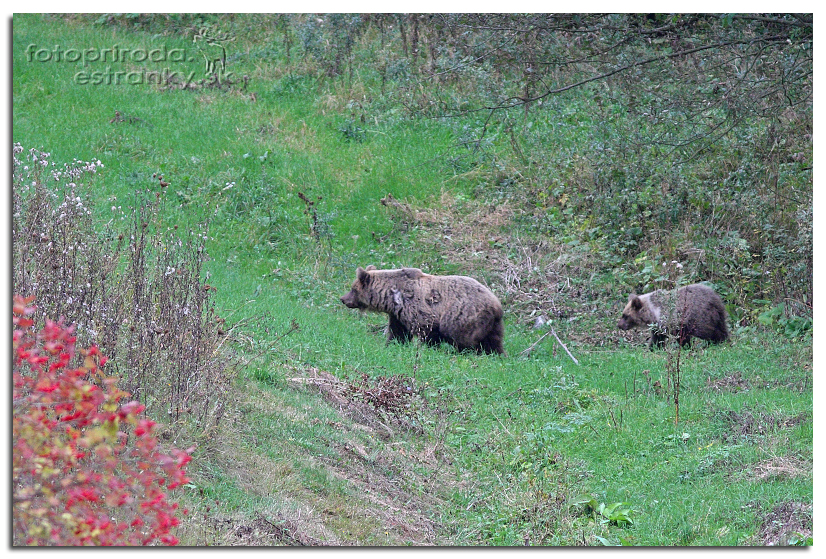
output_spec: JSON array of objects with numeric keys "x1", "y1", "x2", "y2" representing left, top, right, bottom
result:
[{"x1": 13, "y1": 144, "x2": 232, "y2": 437}]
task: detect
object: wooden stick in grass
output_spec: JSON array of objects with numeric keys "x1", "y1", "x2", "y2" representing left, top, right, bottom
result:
[{"x1": 520, "y1": 326, "x2": 580, "y2": 366}]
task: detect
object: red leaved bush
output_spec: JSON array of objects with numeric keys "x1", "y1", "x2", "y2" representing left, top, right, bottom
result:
[{"x1": 12, "y1": 295, "x2": 193, "y2": 546}]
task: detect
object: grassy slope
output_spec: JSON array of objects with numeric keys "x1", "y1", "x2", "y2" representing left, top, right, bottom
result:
[{"x1": 12, "y1": 15, "x2": 812, "y2": 546}]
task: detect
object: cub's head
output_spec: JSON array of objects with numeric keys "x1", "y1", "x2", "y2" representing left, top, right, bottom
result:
[
  {"x1": 617, "y1": 294, "x2": 644, "y2": 331},
  {"x1": 340, "y1": 265, "x2": 376, "y2": 309}
]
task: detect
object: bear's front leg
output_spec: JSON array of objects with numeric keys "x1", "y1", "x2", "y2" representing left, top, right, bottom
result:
[
  {"x1": 648, "y1": 329, "x2": 668, "y2": 350},
  {"x1": 386, "y1": 314, "x2": 412, "y2": 344}
]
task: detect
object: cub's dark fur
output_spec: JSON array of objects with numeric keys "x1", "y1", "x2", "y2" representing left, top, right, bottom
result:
[
  {"x1": 341, "y1": 265, "x2": 505, "y2": 354},
  {"x1": 618, "y1": 283, "x2": 729, "y2": 349}
]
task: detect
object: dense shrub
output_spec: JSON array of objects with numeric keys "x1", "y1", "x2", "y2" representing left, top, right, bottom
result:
[{"x1": 12, "y1": 295, "x2": 192, "y2": 546}]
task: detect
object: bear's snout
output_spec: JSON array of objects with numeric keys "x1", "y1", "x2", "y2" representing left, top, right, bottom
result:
[{"x1": 341, "y1": 291, "x2": 359, "y2": 309}]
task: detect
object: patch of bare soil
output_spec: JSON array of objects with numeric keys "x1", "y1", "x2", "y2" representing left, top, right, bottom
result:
[{"x1": 754, "y1": 501, "x2": 812, "y2": 546}]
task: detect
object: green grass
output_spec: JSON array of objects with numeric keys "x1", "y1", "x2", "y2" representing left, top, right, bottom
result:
[{"x1": 13, "y1": 14, "x2": 812, "y2": 546}]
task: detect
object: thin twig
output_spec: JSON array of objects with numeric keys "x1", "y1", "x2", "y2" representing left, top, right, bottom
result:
[
  {"x1": 490, "y1": 411, "x2": 513, "y2": 437},
  {"x1": 449, "y1": 34, "x2": 788, "y2": 116},
  {"x1": 551, "y1": 326, "x2": 579, "y2": 366},
  {"x1": 519, "y1": 329, "x2": 553, "y2": 357}
]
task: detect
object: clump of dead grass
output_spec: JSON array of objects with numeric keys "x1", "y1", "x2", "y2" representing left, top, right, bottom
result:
[
  {"x1": 285, "y1": 365, "x2": 431, "y2": 439},
  {"x1": 749, "y1": 456, "x2": 810, "y2": 482},
  {"x1": 706, "y1": 371, "x2": 751, "y2": 392}
]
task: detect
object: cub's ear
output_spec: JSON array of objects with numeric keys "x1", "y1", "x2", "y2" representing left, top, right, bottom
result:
[
  {"x1": 365, "y1": 265, "x2": 376, "y2": 271},
  {"x1": 356, "y1": 267, "x2": 371, "y2": 284},
  {"x1": 629, "y1": 295, "x2": 643, "y2": 310}
]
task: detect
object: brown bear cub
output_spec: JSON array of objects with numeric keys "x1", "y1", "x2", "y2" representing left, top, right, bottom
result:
[
  {"x1": 617, "y1": 283, "x2": 729, "y2": 349},
  {"x1": 341, "y1": 265, "x2": 505, "y2": 355}
]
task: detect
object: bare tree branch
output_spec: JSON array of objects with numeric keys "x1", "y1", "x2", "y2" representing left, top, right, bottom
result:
[{"x1": 454, "y1": 34, "x2": 789, "y2": 117}]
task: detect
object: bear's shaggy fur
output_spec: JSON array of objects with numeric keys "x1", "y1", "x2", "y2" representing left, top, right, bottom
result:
[
  {"x1": 341, "y1": 265, "x2": 505, "y2": 355},
  {"x1": 617, "y1": 283, "x2": 729, "y2": 349}
]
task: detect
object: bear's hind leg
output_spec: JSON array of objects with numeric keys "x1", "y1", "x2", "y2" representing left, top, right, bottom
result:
[{"x1": 480, "y1": 320, "x2": 505, "y2": 355}]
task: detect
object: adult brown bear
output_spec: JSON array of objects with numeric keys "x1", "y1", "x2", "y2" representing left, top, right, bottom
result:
[
  {"x1": 617, "y1": 283, "x2": 729, "y2": 349},
  {"x1": 341, "y1": 266, "x2": 505, "y2": 355}
]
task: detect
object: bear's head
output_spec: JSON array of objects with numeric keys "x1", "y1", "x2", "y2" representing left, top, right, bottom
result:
[
  {"x1": 340, "y1": 265, "x2": 376, "y2": 309},
  {"x1": 340, "y1": 266, "x2": 424, "y2": 311},
  {"x1": 617, "y1": 294, "x2": 644, "y2": 331}
]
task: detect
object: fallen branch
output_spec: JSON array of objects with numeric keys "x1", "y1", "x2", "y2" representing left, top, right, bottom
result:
[
  {"x1": 490, "y1": 411, "x2": 513, "y2": 437},
  {"x1": 551, "y1": 326, "x2": 579, "y2": 366},
  {"x1": 519, "y1": 330, "x2": 552, "y2": 357},
  {"x1": 519, "y1": 326, "x2": 580, "y2": 365}
]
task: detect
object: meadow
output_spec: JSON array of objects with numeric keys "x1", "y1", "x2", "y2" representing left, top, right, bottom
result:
[{"x1": 12, "y1": 14, "x2": 812, "y2": 546}]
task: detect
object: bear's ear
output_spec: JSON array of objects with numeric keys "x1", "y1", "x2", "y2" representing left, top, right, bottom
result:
[
  {"x1": 629, "y1": 295, "x2": 643, "y2": 310},
  {"x1": 356, "y1": 267, "x2": 371, "y2": 285},
  {"x1": 365, "y1": 265, "x2": 376, "y2": 271}
]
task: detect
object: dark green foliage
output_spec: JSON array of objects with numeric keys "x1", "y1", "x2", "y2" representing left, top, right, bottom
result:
[{"x1": 338, "y1": 118, "x2": 366, "y2": 143}]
